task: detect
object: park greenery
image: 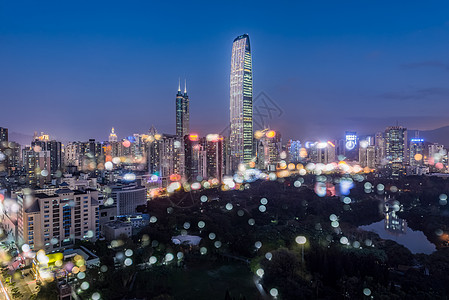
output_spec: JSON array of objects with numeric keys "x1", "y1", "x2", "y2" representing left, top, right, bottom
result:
[{"x1": 34, "y1": 174, "x2": 449, "y2": 299}]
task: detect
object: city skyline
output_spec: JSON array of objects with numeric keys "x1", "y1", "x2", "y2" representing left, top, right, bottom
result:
[{"x1": 2, "y1": 1, "x2": 449, "y2": 143}]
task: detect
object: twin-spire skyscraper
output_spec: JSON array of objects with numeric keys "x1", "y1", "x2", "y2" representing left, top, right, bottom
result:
[
  {"x1": 176, "y1": 79, "x2": 190, "y2": 137},
  {"x1": 174, "y1": 33, "x2": 253, "y2": 173}
]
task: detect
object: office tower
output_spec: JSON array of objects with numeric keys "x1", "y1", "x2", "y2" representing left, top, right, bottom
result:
[
  {"x1": 202, "y1": 134, "x2": 224, "y2": 182},
  {"x1": 407, "y1": 138, "x2": 427, "y2": 175},
  {"x1": 256, "y1": 129, "x2": 282, "y2": 171},
  {"x1": 409, "y1": 138, "x2": 425, "y2": 166},
  {"x1": 106, "y1": 183, "x2": 146, "y2": 216},
  {"x1": 230, "y1": 34, "x2": 253, "y2": 169},
  {"x1": 0, "y1": 127, "x2": 8, "y2": 142},
  {"x1": 359, "y1": 145, "x2": 376, "y2": 168},
  {"x1": 287, "y1": 140, "x2": 302, "y2": 163},
  {"x1": 176, "y1": 80, "x2": 190, "y2": 138},
  {"x1": 130, "y1": 134, "x2": 147, "y2": 158},
  {"x1": 184, "y1": 134, "x2": 207, "y2": 181},
  {"x1": 147, "y1": 133, "x2": 182, "y2": 185},
  {"x1": 31, "y1": 133, "x2": 62, "y2": 175},
  {"x1": 385, "y1": 126, "x2": 407, "y2": 176},
  {"x1": 307, "y1": 141, "x2": 336, "y2": 165},
  {"x1": 222, "y1": 137, "x2": 232, "y2": 176},
  {"x1": 375, "y1": 132, "x2": 386, "y2": 166},
  {"x1": 344, "y1": 131, "x2": 358, "y2": 161},
  {"x1": 428, "y1": 143, "x2": 445, "y2": 161},
  {"x1": 10, "y1": 185, "x2": 100, "y2": 251},
  {"x1": 428, "y1": 143, "x2": 447, "y2": 170}
]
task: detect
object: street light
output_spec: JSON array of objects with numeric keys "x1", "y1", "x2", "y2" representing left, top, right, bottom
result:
[{"x1": 295, "y1": 235, "x2": 307, "y2": 264}]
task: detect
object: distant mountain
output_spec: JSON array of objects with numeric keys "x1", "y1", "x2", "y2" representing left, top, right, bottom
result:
[
  {"x1": 8, "y1": 131, "x2": 34, "y2": 146},
  {"x1": 409, "y1": 125, "x2": 449, "y2": 147}
]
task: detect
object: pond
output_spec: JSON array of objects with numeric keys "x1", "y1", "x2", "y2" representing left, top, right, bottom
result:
[{"x1": 360, "y1": 211, "x2": 436, "y2": 254}]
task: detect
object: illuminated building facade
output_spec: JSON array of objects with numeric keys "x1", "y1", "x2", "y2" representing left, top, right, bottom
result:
[
  {"x1": 308, "y1": 141, "x2": 336, "y2": 164},
  {"x1": 344, "y1": 131, "x2": 358, "y2": 161},
  {"x1": 256, "y1": 129, "x2": 282, "y2": 171},
  {"x1": 375, "y1": 132, "x2": 386, "y2": 166},
  {"x1": 106, "y1": 183, "x2": 146, "y2": 216},
  {"x1": 409, "y1": 138, "x2": 424, "y2": 167},
  {"x1": 184, "y1": 134, "x2": 207, "y2": 181},
  {"x1": 287, "y1": 140, "x2": 302, "y2": 163},
  {"x1": 0, "y1": 140, "x2": 20, "y2": 176},
  {"x1": 359, "y1": 145, "x2": 376, "y2": 168},
  {"x1": 22, "y1": 147, "x2": 51, "y2": 187},
  {"x1": 385, "y1": 126, "x2": 407, "y2": 176},
  {"x1": 15, "y1": 186, "x2": 99, "y2": 251},
  {"x1": 31, "y1": 133, "x2": 62, "y2": 176},
  {"x1": 202, "y1": 134, "x2": 224, "y2": 182},
  {"x1": 109, "y1": 127, "x2": 118, "y2": 142},
  {"x1": 230, "y1": 34, "x2": 253, "y2": 169},
  {"x1": 148, "y1": 133, "x2": 182, "y2": 185},
  {"x1": 176, "y1": 80, "x2": 190, "y2": 138},
  {"x1": 63, "y1": 140, "x2": 104, "y2": 173}
]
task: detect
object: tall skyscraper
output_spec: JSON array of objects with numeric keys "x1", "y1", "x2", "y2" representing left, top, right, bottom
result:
[
  {"x1": 176, "y1": 80, "x2": 190, "y2": 138},
  {"x1": 230, "y1": 34, "x2": 253, "y2": 169},
  {"x1": 385, "y1": 126, "x2": 407, "y2": 176}
]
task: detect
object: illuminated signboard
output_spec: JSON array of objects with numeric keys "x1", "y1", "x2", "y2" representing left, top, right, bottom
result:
[
  {"x1": 345, "y1": 132, "x2": 357, "y2": 150},
  {"x1": 410, "y1": 138, "x2": 424, "y2": 142}
]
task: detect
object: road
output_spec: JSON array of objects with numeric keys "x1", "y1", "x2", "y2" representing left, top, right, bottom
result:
[{"x1": 0, "y1": 276, "x2": 11, "y2": 300}]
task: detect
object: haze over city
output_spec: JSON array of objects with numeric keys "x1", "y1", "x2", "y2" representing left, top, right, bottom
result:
[
  {"x1": 2, "y1": 1, "x2": 449, "y2": 143},
  {"x1": 2, "y1": 2, "x2": 449, "y2": 300}
]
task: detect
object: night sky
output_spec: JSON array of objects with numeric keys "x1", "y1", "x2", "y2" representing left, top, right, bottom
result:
[{"x1": 1, "y1": 1, "x2": 449, "y2": 144}]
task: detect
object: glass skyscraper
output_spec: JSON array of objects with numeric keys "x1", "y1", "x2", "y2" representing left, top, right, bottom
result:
[
  {"x1": 176, "y1": 80, "x2": 189, "y2": 138},
  {"x1": 230, "y1": 34, "x2": 253, "y2": 168}
]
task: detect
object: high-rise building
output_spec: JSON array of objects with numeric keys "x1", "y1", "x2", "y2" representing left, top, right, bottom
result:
[
  {"x1": 287, "y1": 140, "x2": 302, "y2": 163},
  {"x1": 375, "y1": 132, "x2": 386, "y2": 166},
  {"x1": 359, "y1": 145, "x2": 376, "y2": 168},
  {"x1": 307, "y1": 141, "x2": 336, "y2": 165},
  {"x1": 0, "y1": 127, "x2": 8, "y2": 142},
  {"x1": 184, "y1": 134, "x2": 207, "y2": 182},
  {"x1": 256, "y1": 129, "x2": 282, "y2": 170},
  {"x1": 202, "y1": 134, "x2": 224, "y2": 182},
  {"x1": 147, "y1": 133, "x2": 182, "y2": 185},
  {"x1": 230, "y1": 34, "x2": 253, "y2": 169},
  {"x1": 385, "y1": 126, "x2": 407, "y2": 176},
  {"x1": 0, "y1": 128, "x2": 21, "y2": 176},
  {"x1": 409, "y1": 138, "x2": 425, "y2": 167},
  {"x1": 106, "y1": 183, "x2": 147, "y2": 216},
  {"x1": 31, "y1": 133, "x2": 62, "y2": 176},
  {"x1": 22, "y1": 147, "x2": 51, "y2": 187},
  {"x1": 4, "y1": 185, "x2": 100, "y2": 251},
  {"x1": 344, "y1": 131, "x2": 358, "y2": 161},
  {"x1": 109, "y1": 127, "x2": 118, "y2": 143},
  {"x1": 63, "y1": 140, "x2": 104, "y2": 173},
  {"x1": 176, "y1": 80, "x2": 190, "y2": 138}
]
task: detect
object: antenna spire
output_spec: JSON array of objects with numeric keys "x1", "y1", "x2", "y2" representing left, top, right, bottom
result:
[
  {"x1": 184, "y1": 79, "x2": 187, "y2": 94},
  {"x1": 178, "y1": 78, "x2": 181, "y2": 92}
]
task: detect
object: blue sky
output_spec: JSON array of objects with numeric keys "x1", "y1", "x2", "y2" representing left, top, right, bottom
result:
[{"x1": 1, "y1": 1, "x2": 449, "y2": 143}]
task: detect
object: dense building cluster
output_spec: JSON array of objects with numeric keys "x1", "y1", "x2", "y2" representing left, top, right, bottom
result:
[{"x1": 1, "y1": 33, "x2": 449, "y2": 299}]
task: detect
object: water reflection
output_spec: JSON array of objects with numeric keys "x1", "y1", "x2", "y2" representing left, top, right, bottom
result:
[
  {"x1": 385, "y1": 211, "x2": 406, "y2": 235},
  {"x1": 360, "y1": 201, "x2": 436, "y2": 254}
]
